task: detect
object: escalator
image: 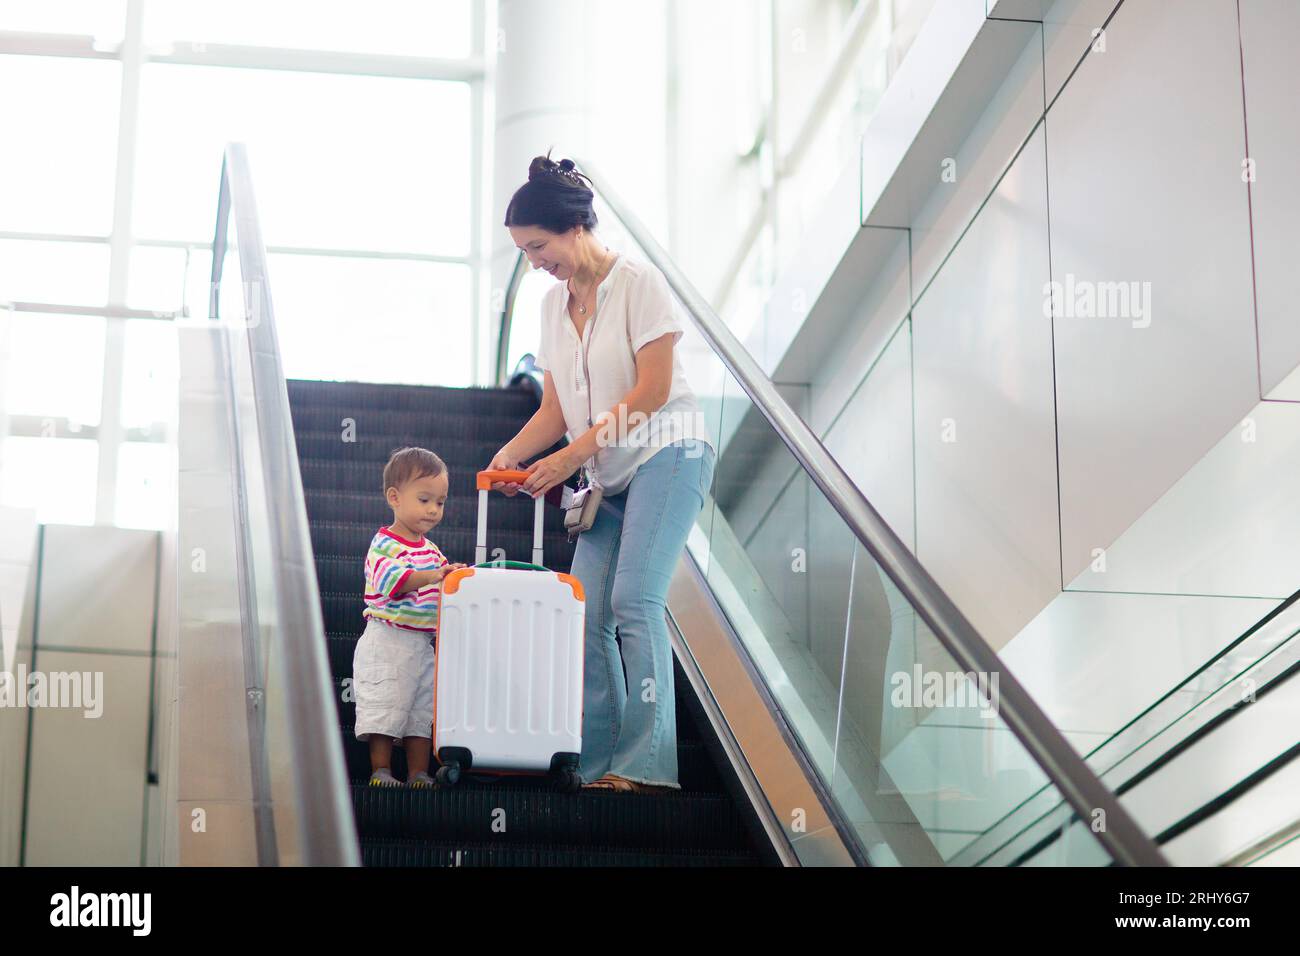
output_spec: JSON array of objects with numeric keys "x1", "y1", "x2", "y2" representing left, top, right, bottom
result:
[
  {"x1": 288, "y1": 378, "x2": 773, "y2": 866},
  {"x1": 952, "y1": 591, "x2": 1300, "y2": 866},
  {"x1": 182, "y1": 142, "x2": 1168, "y2": 867}
]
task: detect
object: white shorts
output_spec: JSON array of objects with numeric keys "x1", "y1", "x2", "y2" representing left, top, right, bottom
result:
[{"x1": 352, "y1": 617, "x2": 436, "y2": 742}]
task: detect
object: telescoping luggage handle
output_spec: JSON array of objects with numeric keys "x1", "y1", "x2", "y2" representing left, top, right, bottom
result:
[{"x1": 475, "y1": 469, "x2": 545, "y2": 567}]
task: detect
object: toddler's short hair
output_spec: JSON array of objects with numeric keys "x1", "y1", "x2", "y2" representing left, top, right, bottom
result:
[{"x1": 383, "y1": 447, "x2": 446, "y2": 497}]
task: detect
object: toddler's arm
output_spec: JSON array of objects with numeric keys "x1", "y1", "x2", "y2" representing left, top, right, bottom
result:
[{"x1": 392, "y1": 563, "x2": 467, "y2": 596}]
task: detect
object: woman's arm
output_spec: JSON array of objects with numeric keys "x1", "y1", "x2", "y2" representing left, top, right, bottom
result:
[
  {"x1": 565, "y1": 333, "x2": 674, "y2": 465},
  {"x1": 488, "y1": 371, "x2": 569, "y2": 493},
  {"x1": 508, "y1": 370, "x2": 568, "y2": 459}
]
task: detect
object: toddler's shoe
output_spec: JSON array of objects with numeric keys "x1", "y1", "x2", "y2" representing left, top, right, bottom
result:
[
  {"x1": 407, "y1": 771, "x2": 437, "y2": 790},
  {"x1": 368, "y1": 768, "x2": 402, "y2": 788}
]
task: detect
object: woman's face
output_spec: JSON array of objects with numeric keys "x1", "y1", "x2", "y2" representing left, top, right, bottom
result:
[{"x1": 509, "y1": 225, "x2": 581, "y2": 282}]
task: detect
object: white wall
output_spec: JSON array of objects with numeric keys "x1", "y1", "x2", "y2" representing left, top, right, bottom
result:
[
  {"x1": 727, "y1": 0, "x2": 1300, "y2": 654},
  {"x1": 1238, "y1": 0, "x2": 1300, "y2": 401},
  {"x1": 491, "y1": 0, "x2": 672, "y2": 360},
  {"x1": 1048, "y1": 0, "x2": 1258, "y2": 588},
  {"x1": 0, "y1": 506, "x2": 37, "y2": 865},
  {"x1": 2, "y1": 524, "x2": 159, "y2": 866}
]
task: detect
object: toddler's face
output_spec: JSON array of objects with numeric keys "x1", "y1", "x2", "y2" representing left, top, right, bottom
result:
[{"x1": 388, "y1": 471, "x2": 449, "y2": 535}]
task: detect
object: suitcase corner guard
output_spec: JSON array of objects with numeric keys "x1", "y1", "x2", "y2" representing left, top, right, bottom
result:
[{"x1": 442, "y1": 567, "x2": 475, "y2": 594}]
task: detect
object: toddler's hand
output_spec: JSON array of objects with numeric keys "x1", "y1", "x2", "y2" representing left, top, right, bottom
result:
[{"x1": 434, "y1": 562, "x2": 469, "y2": 582}]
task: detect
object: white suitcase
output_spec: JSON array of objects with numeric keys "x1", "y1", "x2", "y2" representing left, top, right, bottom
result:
[{"x1": 433, "y1": 468, "x2": 585, "y2": 790}]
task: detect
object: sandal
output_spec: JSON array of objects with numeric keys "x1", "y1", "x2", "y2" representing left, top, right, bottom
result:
[
  {"x1": 582, "y1": 774, "x2": 675, "y2": 793},
  {"x1": 407, "y1": 771, "x2": 437, "y2": 790},
  {"x1": 368, "y1": 768, "x2": 402, "y2": 788}
]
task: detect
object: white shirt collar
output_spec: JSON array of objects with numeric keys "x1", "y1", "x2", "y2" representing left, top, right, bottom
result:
[{"x1": 559, "y1": 251, "x2": 624, "y2": 314}]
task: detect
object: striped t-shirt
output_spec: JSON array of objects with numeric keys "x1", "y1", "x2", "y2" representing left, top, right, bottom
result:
[{"x1": 362, "y1": 527, "x2": 450, "y2": 633}]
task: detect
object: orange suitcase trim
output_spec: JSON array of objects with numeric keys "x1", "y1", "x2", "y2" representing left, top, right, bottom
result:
[
  {"x1": 441, "y1": 567, "x2": 474, "y2": 594},
  {"x1": 557, "y1": 573, "x2": 584, "y2": 601}
]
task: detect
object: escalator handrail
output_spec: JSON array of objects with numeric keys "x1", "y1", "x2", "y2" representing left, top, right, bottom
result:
[
  {"x1": 211, "y1": 142, "x2": 361, "y2": 866},
  {"x1": 497, "y1": 158, "x2": 1167, "y2": 867},
  {"x1": 494, "y1": 252, "x2": 531, "y2": 389}
]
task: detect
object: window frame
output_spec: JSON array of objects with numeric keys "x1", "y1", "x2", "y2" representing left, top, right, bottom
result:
[{"x1": 0, "y1": 0, "x2": 490, "y2": 526}]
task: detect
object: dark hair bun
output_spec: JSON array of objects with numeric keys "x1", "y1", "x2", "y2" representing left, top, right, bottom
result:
[
  {"x1": 527, "y1": 155, "x2": 556, "y2": 182},
  {"x1": 506, "y1": 150, "x2": 599, "y2": 233},
  {"x1": 526, "y1": 151, "x2": 590, "y2": 188}
]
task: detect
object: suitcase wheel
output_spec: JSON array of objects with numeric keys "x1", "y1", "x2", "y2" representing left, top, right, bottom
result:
[
  {"x1": 436, "y1": 747, "x2": 472, "y2": 788},
  {"x1": 552, "y1": 768, "x2": 582, "y2": 794},
  {"x1": 549, "y1": 752, "x2": 582, "y2": 794}
]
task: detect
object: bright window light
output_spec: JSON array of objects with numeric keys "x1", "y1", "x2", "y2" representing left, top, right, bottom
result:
[
  {"x1": 120, "y1": 320, "x2": 177, "y2": 433},
  {"x1": 0, "y1": 436, "x2": 99, "y2": 526},
  {"x1": 182, "y1": 247, "x2": 215, "y2": 321},
  {"x1": 0, "y1": 239, "x2": 111, "y2": 306},
  {"x1": 0, "y1": 55, "x2": 122, "y2": 236},
  {"x1": 126, "y1": 245, "x2": 192, "y2": 315},
  {"x1": 266, "y1": 253, "x2": 473, "y2": 386},
  {"x1": 133, "y1": 64, "x2": 471, "y2": 254},
  {"x1": 142, "y1": 0, "x2": 473, "y2": 59},
  {"x1": 115, "y1": 441, "x2": 176, "y2": 530},
  {"x1": 2, "y1": 311, "x2": 106, "y2": 426},
  {"x1": 505, "y1": 268, "x2": 549, "y2": 376},
  {"x1": 0, "y1": 0, "x2": 127, "y2": 46}
]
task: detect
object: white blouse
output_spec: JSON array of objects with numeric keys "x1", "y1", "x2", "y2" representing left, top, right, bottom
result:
[{"x1": 533, "y1": 253, "x2": 715, "y2": 496}]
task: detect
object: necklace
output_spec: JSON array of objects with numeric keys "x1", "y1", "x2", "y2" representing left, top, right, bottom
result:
[{"x1": 570, "y1": 249, "x2": 613, "y2": 316}]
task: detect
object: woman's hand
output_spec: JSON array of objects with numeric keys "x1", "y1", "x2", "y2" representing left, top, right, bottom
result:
[
  {"x1": 487, "y1": 445, "x2": 525, "y2": 497},
  {"x1": 521, "y1": 447, "x2": 582, "y2": 499}
]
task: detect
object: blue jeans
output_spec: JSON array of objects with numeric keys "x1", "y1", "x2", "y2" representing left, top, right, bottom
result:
[{"x1": 570, "y1": 438, "x2": 716, "y2": 786}]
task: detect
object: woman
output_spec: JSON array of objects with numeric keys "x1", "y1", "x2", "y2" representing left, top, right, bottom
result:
[{"x1": 487, "y1": 153, "x2": 716, "y2": 792}]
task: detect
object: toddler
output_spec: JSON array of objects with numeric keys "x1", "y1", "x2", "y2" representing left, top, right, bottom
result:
[{"x1": 353, "y1": 446, "x2": 466, "y2": 788}]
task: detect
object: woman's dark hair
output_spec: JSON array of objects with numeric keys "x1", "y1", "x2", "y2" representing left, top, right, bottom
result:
[{"x1": 503, "y1": 149, "x2": 598, "y2": 235}]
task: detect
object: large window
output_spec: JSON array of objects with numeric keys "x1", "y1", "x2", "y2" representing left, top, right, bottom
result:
[
  {"x1": 667, "y1": 0, "x2": 936, "y2": 327},
  {"x1": 0, "y1": 1, "x2": 488, "y2": 529}
]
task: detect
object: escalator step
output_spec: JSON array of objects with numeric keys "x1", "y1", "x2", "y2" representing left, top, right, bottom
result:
[
  {"x1": 359, "y1": 838, "x2": 756, "y2": 867},
  {"x1": 300, "y1": 459, "x2": 507, "y2": 495},
  {"x1": 290, "y1": 408, "x2": 530, "y2": 443},
  {"x1": 310, "y1": 524, "x2": 577, "y2": 576},
  {"x1": 338, "y1": 726, "x2": 722, "y2": 793},
  {"x1": 320, "y1": 592, "x2": 368, "y2": 636},
  {"x1": 294, "y1": 433, "x2": 500, "y2": 467},
  {"x1": 350, "y1": 783, "x2": 751, "y2": 851},
  {"x1": 294, "y1": 431, "x2": 568, "y2": 467},
  {"x1": 287, "y1": 380, "x2": 536, "y2": 417},
  {"x1": 288, "y1": 378, "x2": 771, "y2": 866},
  {"x1": 313, "y1": 539, "x2": 577, "y2": 593},
  {"x1": 303, "y1": 489, "x2": 573, "y2": 535}
]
